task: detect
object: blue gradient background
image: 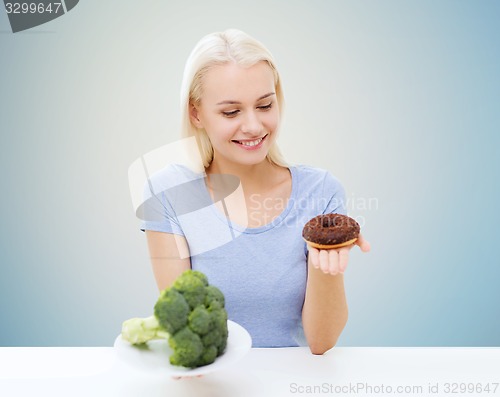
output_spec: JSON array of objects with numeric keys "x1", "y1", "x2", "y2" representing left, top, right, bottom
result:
[{"x1": 0, "y1": 1, "x2": 499, "y2": 346}]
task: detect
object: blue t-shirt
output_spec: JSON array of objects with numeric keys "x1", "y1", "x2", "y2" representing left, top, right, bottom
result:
[{"x1": 140, "y1": 164, "x2": 346, "y2": 347}]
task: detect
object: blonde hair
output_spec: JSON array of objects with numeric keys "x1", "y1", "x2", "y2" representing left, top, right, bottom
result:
[{"x1": 180, "y1": 29, "x2": 287, "y2": 168}]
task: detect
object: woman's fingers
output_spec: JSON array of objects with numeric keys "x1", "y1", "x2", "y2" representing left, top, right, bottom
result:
[
  {"x1": 319, "y1": 249, "x2": 330, "y2": 273},
  {"x1": 308, "y1": 246, "x2": 320, "y2": 268},
  {"x1": 309, "y1": 234, "x2": 370, "y2": 276},
  {"x1": 328, "y1": 249, "x2": 339, "y2": 275},
  {"x1": 172, "y1": 375, "x2": 203, "y2": 380},
  {"x1": 356, "y1": 233, "x2": 371, "y2": 252},
  {"x1": 338, "y1": 247, "x2": 350, "y2": 273}
]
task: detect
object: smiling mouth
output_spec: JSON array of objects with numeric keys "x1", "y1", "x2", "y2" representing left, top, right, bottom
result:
[{"x1": 231, "y1": 134, "x2": 268, "y2": 147}]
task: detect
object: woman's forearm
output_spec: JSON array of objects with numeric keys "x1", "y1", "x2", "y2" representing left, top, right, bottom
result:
[
  {"x1": 145, "y1": 231, "x2": 191, "y2": 291},
  {"x1": 302, "y1": 260, "x2": 348, "y2": 355}
]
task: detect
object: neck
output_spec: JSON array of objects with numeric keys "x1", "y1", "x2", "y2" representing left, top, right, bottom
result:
[{"x1": 206, "y1": 157, "x2": 282, "y2": 193}]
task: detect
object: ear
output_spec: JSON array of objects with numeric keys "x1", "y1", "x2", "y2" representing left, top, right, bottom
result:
[{"x1": 189, "y1": 103, "x2": 203, "y2": 129}]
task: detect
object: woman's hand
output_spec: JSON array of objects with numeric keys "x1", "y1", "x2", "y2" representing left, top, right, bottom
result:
[
  {"x1": 172, "y1": 375, "x2": 203, "y2": 380},
  {"x1": 307, "y1": 234, "x2": 370, "y2": 275}
]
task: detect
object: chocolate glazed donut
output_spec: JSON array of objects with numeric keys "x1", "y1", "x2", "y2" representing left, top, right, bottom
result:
[{"x1": 302, "y1": 213, "x2": 360, "y2": 249}]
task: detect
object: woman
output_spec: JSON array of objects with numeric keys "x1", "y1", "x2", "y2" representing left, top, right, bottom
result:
[{"x1": 142, "y1": 29, "x2": 370, "y2": 354}]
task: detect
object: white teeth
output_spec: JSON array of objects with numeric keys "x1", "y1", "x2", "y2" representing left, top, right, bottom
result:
[{"x1": 238, "y1": 137, "x2": 263, "y2": 147}]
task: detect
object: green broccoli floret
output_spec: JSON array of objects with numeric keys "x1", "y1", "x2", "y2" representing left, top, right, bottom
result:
[
  {"x1": 173, "y1": 271, "x2": 207, "y2": 309},
  {"x1": 205, "y1": 285, "x2": 225, "y2": 308},
  {"x1": 154, "y1": 288, "x2": 190, "y2": 334},
  {"x1": 199, "y1": 345, "x2": 218, "y2": 366},
  {"x1": 189, "y1": 270, "x2": 209, "y2": 286},
  {"x1": 188, "y1": 305, "x2": 211, "y2": 335},
  {"x1": 168, "y1": 327, "x2": 204, "y2": 367},
  {"x1": 120, "y1": 270, "x2": 229, "y2": 368},
  {"x1": 200, "y1": 305, "x2": 228, "y2": 354}
]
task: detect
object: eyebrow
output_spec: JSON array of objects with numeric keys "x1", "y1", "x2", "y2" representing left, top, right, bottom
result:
[{"x1": 216, "y1": 92, "x2": 276, "y2": 106}]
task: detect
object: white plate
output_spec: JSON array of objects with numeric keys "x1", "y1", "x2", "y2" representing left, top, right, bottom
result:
[{"x1": 113, "y1": 320, "x2": 252, "y2": 377}]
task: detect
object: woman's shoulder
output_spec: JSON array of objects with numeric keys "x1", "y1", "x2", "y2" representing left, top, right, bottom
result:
[
  {"x1": 290, "y1": 164, "x2": 345, "y2": 201},
  {"x1": 292, "y1": 164, "x2": 343, "y2": 186},
  {"x1": 143, "y1": 163, "x2": 205, "y2": 196},
  {"x1": 292, "y1": 164, "x2": 328, "y2": 175},
  {"x1": 149, "y1": 163, "x2": 203, "y2": 183}
]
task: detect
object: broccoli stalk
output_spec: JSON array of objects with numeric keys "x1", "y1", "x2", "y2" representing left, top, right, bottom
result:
[
  {"x1": 121, "y1": 315, "x2": 169, "y2": 345},
  {"x1": 121, "y1": 270, "x2": 229, "y2": 368}
]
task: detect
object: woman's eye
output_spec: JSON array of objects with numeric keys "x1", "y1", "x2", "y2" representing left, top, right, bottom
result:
[
  {"x1": 222, "y1": 103, "x2": 272, "y2": 117},
  {"x1": 258, "y1": 103, "x2": 273, "y2": 110},
  {"x1": 222, "y1": 110, "x2": 239, "y2": 117}
]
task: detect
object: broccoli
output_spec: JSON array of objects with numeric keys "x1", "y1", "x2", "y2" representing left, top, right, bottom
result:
[{"x1": 121, "y1": 270, "x2": 229, "y2": 368}]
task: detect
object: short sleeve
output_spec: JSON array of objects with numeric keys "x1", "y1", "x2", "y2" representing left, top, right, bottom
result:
[
  {"x1": 137, "y1": 165, "x2": 189, "y2": 236},
  {"x1": 139, "y1": 182, "x2": 184, "y2": 236}
]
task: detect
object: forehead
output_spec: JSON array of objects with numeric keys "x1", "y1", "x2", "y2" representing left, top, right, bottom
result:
[{"x1": 201, "y1": 61, "x2": 275, "y2": 104}]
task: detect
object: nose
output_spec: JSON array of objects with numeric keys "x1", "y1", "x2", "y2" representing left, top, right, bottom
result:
[{"x1": 240, "y1": 110, "x2": 262, "y2": 136}]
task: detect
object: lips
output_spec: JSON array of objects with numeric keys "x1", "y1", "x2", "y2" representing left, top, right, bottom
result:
[{"x1": 231, "y1": 134, "x2": 268, "y2": 148}]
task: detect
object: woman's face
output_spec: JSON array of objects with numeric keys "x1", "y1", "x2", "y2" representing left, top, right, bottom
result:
[{"x1": 190, "y1": 61, "x2": 280, "y2": 168}]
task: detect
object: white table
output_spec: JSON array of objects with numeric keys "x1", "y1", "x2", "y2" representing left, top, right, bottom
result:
[{"x1": 1, "y1": 347, "x2": 499, "y2": 396}]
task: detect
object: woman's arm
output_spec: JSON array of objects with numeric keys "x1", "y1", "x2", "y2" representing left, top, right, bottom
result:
[
  {"x1": 302, "y1": 234, "x2": 370, "y2": 354},
  {"x1": 145, "y1": 230, "x2": 191, "y2": 291},
  {"x1": 302, "y1": 261, "x2": 348, "y2": 354}
]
